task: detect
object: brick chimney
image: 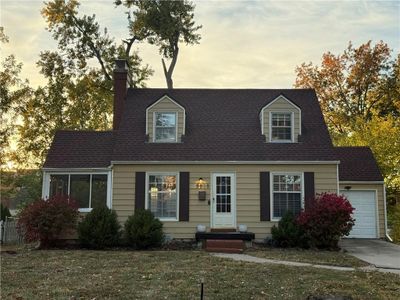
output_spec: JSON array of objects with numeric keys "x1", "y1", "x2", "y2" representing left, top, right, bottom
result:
[{"x1": 113, "y1": 59, "x2": 128, "y2": 130}]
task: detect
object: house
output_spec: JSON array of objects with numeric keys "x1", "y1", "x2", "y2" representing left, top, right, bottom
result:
[{"x1": 41, "y1": 60, "x2": 387, "y2": 241}]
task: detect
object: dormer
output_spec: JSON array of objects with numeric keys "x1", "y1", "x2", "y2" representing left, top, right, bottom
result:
[
  {"x1": 146, "y1": 95, "x2": 186, "y2": 143},
  {"x1": 260, "y1": 95, "x2": 301, "y2": 143}
]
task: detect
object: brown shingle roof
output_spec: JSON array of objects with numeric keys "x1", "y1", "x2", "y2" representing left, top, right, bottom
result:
[
  {"x1": 112, "y1": 88, "x2": 337, "y2": 161},
  {"x1": 43, "y1": 131, "x2": 114, "y2": 168},
  {"x1": 44, "y1": 88, "x2": 343, "y2": 168},
  {"x1": 335, "y1": 147, "x2": 383, "y2": 181}
]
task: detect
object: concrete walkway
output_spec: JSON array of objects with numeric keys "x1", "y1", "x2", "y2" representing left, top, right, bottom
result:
[
  {"x1": 339, "y1": 239, "x2": 400, "y2": 270},
  {"x1": 210, "y1": 253, "x2": 400, "y2": 275}
]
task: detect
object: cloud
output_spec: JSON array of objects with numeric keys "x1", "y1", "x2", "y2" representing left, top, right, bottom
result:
[{"x1": 1, "y1": 0, "x2": 399, "y2": 88}]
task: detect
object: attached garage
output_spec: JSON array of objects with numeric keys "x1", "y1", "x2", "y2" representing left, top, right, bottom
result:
[
  {"x1": 336, "y1": 147, "x2": 386, "y2": 239},
  {"x1": 341, "y1": 190, "x2": 378, "y2": 238}
]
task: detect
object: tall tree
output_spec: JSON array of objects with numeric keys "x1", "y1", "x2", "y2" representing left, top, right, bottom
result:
[
  {"x1": 295, "y1": 41, "x2": 400, "y2": 194},
  {"x1": 116, "y1": 0, "x2": 202, "y2": 88},
  {"x1": 0, "y1": 27, "x2": 32, "y2": 167},
  {"x1": 42, "y1": 0, "x2": 153, "y2": 88},
  {"x1": 13, "y1": 0, "x2": 154, "y2": 167},
  {"x1": 295, "y1": 41, "x2": 398, "y2": 135}
]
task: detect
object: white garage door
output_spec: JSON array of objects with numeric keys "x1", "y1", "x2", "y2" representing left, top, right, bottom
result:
[{"x1": 341, "y1": 190, "x2": 377, "y2": 238}]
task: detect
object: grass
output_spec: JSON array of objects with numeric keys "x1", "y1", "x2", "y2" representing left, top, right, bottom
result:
[
  {"x1": 246, "y1": 247, "x2": 369, "y2": 268},
  {"x1": 1, "y1": 246, "x2": 399, "y2": 299}
]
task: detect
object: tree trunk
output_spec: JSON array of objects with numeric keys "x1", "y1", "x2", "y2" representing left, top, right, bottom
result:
[{"x1": 162, "y1": 44, "x2": 179, "y2": 89}]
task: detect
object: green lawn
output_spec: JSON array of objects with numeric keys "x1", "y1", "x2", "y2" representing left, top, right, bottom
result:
[
  {"x1": 1, "y1": 247, "x2": 399, "y2": 299},
  {"x1": 246, "y1": 247, "x2": 369, "y2": 268}
]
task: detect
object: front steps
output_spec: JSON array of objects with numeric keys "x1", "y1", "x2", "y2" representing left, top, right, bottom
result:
[
  {"x1": 195, "y1": 228, "x2": 255, "y2": 254},
  {"x1": 205, "y1": 239, "x2": 245, "y2": 253}
]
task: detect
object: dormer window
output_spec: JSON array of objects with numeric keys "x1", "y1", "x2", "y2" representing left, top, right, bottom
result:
[
  {"x1": 146, "y1": 95, "x2": 185, "y2": 143},
  {"x1": 260, "y1": 95, "x2": 300, "y2": 143},
  {"x1": 270, "y1": 112, "x2": 293, "y2": 142},
  {"x1": 154, "y1": 112, "x2": 177, "y2": 142}
]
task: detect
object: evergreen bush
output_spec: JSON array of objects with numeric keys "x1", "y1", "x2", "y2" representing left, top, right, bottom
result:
[
  {"x1": 124, "y1": 209, "x2": 163, "y2": 249},
  {"x1": 78, "y1": 206, "x2": 121, "y2": 249}
]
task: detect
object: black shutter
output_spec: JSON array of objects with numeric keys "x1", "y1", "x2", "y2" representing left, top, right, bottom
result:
[
  {"x1": 260, "y1": 172, "x2": 270, "y2": 221},
  {"x1": 135, "y1": 172, "x2": 145, "y2": 210},
  {"x1": 304, "y1": 172, "x2": 315, "y2": 210},
  {"x1": 179, "y1": 172, "x2": 190, "y2": 221}
]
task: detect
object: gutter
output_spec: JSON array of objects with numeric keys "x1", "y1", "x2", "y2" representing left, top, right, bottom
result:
[
  {"x1": 383, "y1": 185, "x2": 393, "y2": 242},
  {"x1": 110, "y1": 160, "x2": 341, "y2": 165}
]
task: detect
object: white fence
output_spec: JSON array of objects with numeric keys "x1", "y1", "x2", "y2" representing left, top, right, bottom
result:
[{"x1": 0, "y1": 217, "x2": 23, "y2": 244}]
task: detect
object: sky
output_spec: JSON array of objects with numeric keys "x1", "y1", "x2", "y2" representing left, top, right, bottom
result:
[{"x1": 1, "y1": 0, "x2": 399, "y2": 89}]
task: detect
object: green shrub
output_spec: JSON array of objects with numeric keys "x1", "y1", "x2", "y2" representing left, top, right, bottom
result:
[
  {"x1": 78, "y1": 206, "x2": 121, "y2": 249},
  {"x1": 17, "y1": 196, "x2": 79, "y2": 248},
  {"x1": 390, "y1": 204, "x2": 400, "y2": 243},
  {"x1": 271, "y1": 211, "x2": 307, "y2": 248},
  {"x1": 1, "y1": 203, "x2": 11, "y2": 221},
  {"x1": 124, "y1": 209, "x2": 164, "y2": 249}
]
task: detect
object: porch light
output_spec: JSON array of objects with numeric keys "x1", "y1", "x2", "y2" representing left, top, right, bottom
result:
[{"x1": 195, "y1": 178, "x2": 207, "y2": 190}]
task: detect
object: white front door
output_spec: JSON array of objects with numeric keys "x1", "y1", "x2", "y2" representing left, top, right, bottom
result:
[
  {"x1": 341, "y1": 190, "x2": 378, "y2": 238},
  {"x1": 211, "y1": 173, "x2": 236, "y2": 228}
]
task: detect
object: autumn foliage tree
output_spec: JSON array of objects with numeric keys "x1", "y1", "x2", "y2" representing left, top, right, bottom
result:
[
  {"x1": 295, "y1": 41, "x2": 400, "y2": 195},
  {"x1": 295, "y1": 41, "x2": 398, "y2": 134}
]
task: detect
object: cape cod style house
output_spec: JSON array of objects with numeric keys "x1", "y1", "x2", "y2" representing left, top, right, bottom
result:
[{"x1": 42, "y1": 60, "x2": 387, "y2": 241}]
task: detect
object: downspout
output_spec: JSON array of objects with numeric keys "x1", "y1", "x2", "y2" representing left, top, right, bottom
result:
[
  {"x1": 383, "y1": 185, "x2": 392, "y2": 242},
  {"x1": 41, "y1": 170, "x2": 47, "y2": 199}
]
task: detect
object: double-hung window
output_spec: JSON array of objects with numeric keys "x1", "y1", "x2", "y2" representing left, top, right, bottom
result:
[
  {"x1": 49, "y1": 174, "x2": 108, "y2": 211},
  {"x1": 154, "y1": 112, "x2": 177, "y2": 142},
  {"x1": 272, "y1": 174, "x2": 302, "y2": 219},
  {"x1": 270, "y1": 112, "x2": 292, "y2": 142},
  {"x1": 146, "y1": 173, "x2": 178, "y2": 220}
]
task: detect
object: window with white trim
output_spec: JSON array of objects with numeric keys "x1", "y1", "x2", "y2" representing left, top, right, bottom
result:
[
  {"x1": 271, "y1": 112, "x2": 292, "y2": 142},
  {"x1": 272, "y1": 174, "x2": 302, "y2": 219},
  {"x1": 147, "y1": 173, "x2": 178, "y2": 220},
  {"x1": 49, "y1": 174, "x2": 108, "y2": 211},
  {"x1": 154, "y1": 112, "x2": 177, "y2": 142}
]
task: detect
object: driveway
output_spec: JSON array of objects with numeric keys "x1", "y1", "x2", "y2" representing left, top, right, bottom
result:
[{"x1": 340, "y1": 239, "x2": 400, "y2": 270}]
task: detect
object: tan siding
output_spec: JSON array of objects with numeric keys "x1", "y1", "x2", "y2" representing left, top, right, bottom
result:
[
  {"x1": 112, "y1": 164, "x2": 338, "y2": 240},
  {"x1": 339, "y1": 183, "x2": 385, "y2": 238},
  {"x1": 147, "y1": 97, "x2": 185, "y2": 142},
  {"x1": 262, "y1": 97, "x2": 301, "y2": 142}
]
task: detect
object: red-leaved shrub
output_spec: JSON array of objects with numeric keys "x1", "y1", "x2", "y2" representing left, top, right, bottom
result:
[
  {"x1": 297, "y1": 193, "x2": 355, "y2": 249},
  {"x1": 17, "y1": 196, "x2": 79, "y2": 248}
]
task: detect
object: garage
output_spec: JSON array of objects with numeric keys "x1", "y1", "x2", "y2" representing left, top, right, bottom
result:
[{"x1": 341, "y1": 190, "x2": 378, "y2": 238}]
